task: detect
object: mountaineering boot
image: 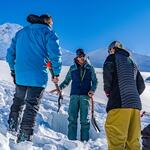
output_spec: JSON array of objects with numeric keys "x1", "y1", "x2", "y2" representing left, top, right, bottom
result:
[{"x1": 17, "y1": 130, "x2": 33, "y2": 143}]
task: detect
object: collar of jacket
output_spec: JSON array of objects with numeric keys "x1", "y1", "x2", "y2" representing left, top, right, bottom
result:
[
  {"x1": 71, "y1": 59, "x2": 91, "y2": 71},
  {"x1": 29, "y1": 24, "x2": 52, "y2": 30},
  {"x1": 115, "y1": 48, "x2": 130, "y2": 57}
]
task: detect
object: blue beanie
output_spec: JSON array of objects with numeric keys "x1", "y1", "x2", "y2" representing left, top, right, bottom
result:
[{"x1": 76, "y1": 48, "x2": 85, "y2": 57}]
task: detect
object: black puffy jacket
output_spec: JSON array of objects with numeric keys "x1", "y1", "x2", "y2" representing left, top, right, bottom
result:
[{"x1": 103, "y1": 48, "x2": 145, "y2": 112}]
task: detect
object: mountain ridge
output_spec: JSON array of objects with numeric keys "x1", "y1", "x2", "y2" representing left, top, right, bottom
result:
[{"x1": 0, "y1": 23, "x2": 150, "y2": 71}]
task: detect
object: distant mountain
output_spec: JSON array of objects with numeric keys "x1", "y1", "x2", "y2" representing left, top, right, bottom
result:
[
  {"x1": 87, "y1": 49, "x2": 107, "y2": 67},
  {"x1": 0, "y1": 23, "x2": 150, "y2": 72},
  {"x1": 0, "y1": 23, "x2": 22, "y2": 60},
  {"x1": 87, "y1": 49, "x2": 150, "y2": 72},
  {"x1": 131, "y1": 52, "x2": 150, "y2": 72},
  {"x1": 61, "y1": 49, "x2": 75, "y2": 65}
]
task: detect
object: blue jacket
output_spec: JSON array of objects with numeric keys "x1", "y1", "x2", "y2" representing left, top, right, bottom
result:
[
  {"x1": 6, "y1": 24, "x2": 62, "y2": 87},
  {"x1": 59, "y1": 61, "x2": 98, "y2": 95}
]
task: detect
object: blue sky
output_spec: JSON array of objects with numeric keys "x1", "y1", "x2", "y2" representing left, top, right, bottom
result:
[{"x1": 0, "y1": 0, "x2": 150, "y2": 55}]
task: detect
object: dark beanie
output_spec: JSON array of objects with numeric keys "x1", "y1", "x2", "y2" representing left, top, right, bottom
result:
[
  {"x1": 76, "y1": 48, "x2": 85, "y2": 57},
  {"x1": 27, "y1": 14, "x2": 41, "y2": 24}
]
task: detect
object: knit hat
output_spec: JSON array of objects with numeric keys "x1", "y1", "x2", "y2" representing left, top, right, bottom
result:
[
  {"x1": 27, "y1": 14, "x2": 41, "y2": 24},
  {"x1": 76, "y1": 48, "x2": 85, "y2": 57}
]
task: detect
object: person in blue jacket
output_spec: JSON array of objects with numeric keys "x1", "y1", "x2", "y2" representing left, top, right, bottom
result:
[
  {"x1": 53, "y1": 48, "x2": 98, "y2": 141},
  {"x1": 6, "y1": 14, "x2": 62, "y2": 143}
]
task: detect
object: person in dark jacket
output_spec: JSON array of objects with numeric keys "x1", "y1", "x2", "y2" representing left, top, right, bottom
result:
[
  {"x1": 103, "y1": 41, "x2": 145, "y2": 150},
  {"x1": 6, "y1": 14, "x2": 62, "y2": 143},
  {"x1": 142, "y1": 124, "x2": 150, "y2": 150},
  {"x1": 53, "y1": 48, "x2": 98, "y2": 141}
]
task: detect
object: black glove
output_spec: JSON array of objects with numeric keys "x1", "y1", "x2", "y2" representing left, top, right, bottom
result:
[{"x1": 11, "y1": 70, "x2": 16, "y2": 84}]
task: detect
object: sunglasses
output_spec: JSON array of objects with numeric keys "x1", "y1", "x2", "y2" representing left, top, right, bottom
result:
[
  {"x1": 108, "y1": 47, "x2": 115, "y2": 53},
  {"x1": 78, "y1": 55, "x2": 85, "y2": 58}
]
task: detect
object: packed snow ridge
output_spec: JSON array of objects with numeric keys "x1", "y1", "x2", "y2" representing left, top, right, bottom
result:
[{"x1": 0, "y1": 79, "x2": 150, "y2": 150}]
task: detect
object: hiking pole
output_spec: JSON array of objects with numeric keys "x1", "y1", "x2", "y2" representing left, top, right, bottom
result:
[
  {"x1": 91, "y1": 96, "x2": 100, "y2": 133},
  {"x1": 47, "y1": 61, "x2": 63, "y2": 112}
]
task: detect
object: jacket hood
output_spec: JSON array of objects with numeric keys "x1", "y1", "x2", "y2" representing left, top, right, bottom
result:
[{"x1": 115, "y1": 48, "x2": 130, "y2": 57}]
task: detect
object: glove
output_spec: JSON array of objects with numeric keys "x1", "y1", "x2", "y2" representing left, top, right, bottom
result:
[
  {"x1": 52, "y1": 76, "x2": 59, "y2": 84},
  {"x1": 11, "y1": 70, "x2": 16, "y2": 84},
  {"x1": 88, "y1": 90, "x2": 94, "y2": 98}
]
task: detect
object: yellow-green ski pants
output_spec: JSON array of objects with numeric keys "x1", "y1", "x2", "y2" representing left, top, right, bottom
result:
[{"x1": 105, "y1": 108, "x2": 141, "y2": 150}]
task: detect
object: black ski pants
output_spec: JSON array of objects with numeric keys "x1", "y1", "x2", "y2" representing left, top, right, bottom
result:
[{"x1": 8, "y1": 85, "x2": 44, "y2": 135}]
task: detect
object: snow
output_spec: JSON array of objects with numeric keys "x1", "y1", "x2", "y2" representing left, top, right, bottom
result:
[{"x1": 0, "y1": 60, "x2": 150, "y2": 150}]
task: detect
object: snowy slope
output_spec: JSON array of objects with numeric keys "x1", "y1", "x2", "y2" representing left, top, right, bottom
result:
[
  {"x1": 0, "y1": 60, "x2": 106, "y2": 150},
  {"x1": 0, "y1": 60, "x2": 150, "y2": 150},
  {"x1": 0, "y1": 80, "x2": 107, "y2": 150}
]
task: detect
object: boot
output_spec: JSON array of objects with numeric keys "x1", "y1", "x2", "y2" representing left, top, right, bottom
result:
[{"x1": 17, "y1": 130, "x2": 33, "y2": 143}]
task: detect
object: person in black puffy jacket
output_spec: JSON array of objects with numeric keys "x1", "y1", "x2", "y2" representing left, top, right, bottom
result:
[{"x1": 103, "y1": 41, "x2": 145, "y2": 150}]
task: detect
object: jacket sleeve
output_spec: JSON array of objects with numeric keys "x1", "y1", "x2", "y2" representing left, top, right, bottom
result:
[
  {"x1": 6, "y1": 35, "x2": 17, "y2": 71},
  {"x1": 46, "y1": 30, "x2": 62, "y2": 76},
  {"x1": 103, "y1": 55, "x2": 115, "y2": 94},
  {"x1": 90, "y1": 66, "x2": 98, "y2": 92},
  {"x1": 59, "y1": 67, "x2": 72, "y2": 89},
  {"x1": 136, "y1": 70, "x2": 145, "y2": 95}
]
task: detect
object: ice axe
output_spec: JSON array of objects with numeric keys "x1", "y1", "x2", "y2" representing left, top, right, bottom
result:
[
  {"x1": 47, "y1": 61, "x2": 63, "y2": 112},
  {"x1": 91, "y1": 96, "x2": 100, "y2": 133},
  {"x1": 141, "y1": 111, "x2": 146, "y2": 117}
]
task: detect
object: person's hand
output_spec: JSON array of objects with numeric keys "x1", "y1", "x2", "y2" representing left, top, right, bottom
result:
[
  {"x1": 52, "y1": 76, "x2": 59, "y2": 84},
  {"x1": 105, "y1": 91, "x2": 110, "y2": 98},
  {"x1": 88, "y1": 90, "x2": 94, "y2": 98},
  {"x1": 11, "y1": 70, "x2": 16, "y2": 84}
]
